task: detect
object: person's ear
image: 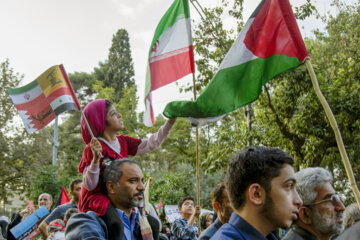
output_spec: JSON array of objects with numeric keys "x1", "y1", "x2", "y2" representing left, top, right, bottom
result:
[
  {"x1": 178, "y1": 207, "x2": 182, "y2": 213},
  {"x1": 213, "y1": 202, "x2": 220, "y2": 212},
  {"x1": 298, "y1": 206, "x2": 312, "y2": 225},
  {"x1": 247, "y1": 183, "x2": 265, "y2": 206},
  {"x1": 106, "y1": 181, "x2": 116, "y2": 194}
]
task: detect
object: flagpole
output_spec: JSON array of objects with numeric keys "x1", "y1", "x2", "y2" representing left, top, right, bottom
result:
[
  {"x1": 52, "y1": 116, "x2": 59, "y2": 166},
  {"x1": 306, "y1": 59, "x2": 360, "y2": 208},
  {"x1": 81, "y1": 110, "x2": 104, "y2": 158},
  {"x1": 189, "y1": 0, "x2": 227, "y2": 55},
  {"x1": 191, "y1": 71, "x2": 201, "y2": 233}
]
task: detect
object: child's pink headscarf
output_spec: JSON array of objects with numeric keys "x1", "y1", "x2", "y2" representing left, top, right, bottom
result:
[{"x1": 80, "y1": 99, "x2": 107, "y2": 144}]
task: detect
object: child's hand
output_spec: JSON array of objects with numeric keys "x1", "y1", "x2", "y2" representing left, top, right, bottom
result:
[{"x1": 90, "y1": 138, "x2": 102, "y2": 164}]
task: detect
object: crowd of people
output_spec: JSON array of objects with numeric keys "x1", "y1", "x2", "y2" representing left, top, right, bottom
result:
[{"x1": 1, "y1": 99, "x2": 360, "y2": 240}]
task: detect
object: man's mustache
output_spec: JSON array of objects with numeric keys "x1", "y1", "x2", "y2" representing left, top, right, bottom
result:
[{"x1": 133, "y1": 191, "x2": 144, "y2": 197}]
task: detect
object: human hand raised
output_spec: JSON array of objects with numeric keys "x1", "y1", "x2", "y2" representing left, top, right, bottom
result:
[{"x1": 90, "y1": 137, "x2": 102, "y2": 164}]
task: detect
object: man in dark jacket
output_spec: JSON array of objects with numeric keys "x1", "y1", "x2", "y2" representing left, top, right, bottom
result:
[
  {"x1": 65, "y1": 159, "x2": 159, "y2": 240},
  {"x1": 199, "y1": 182, "x2": 233, "y2": 240},
  {"x1": 211, "y1": 146, "x2": 303, "y2": 240}
]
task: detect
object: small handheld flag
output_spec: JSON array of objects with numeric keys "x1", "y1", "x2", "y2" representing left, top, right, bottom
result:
[{"x1": 7, "y1": 65, "x2": 81, "y2": 133}]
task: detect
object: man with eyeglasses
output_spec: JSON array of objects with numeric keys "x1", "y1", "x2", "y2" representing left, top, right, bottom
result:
[{"x1": 283, "y1": 167, "x2": 345, "y2": 240}]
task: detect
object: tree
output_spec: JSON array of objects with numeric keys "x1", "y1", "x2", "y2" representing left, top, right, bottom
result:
[
  {"x1": 198, "y1": 0, "x2": 360, "y2": 203},
  {"x1": 94, "y1": 29, "x2": 135, "y2": 102}
]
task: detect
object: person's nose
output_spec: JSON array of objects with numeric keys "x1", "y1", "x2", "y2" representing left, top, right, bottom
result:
[
  {"x1": 294, "y1": 189, "x2": 303, "y2": 208},
  {"x1": 138, "y1": 181, "x2": 145, "y2": 191},
  {"x1": 335, "y1": 200, "x2": 345, "y2": 212}
]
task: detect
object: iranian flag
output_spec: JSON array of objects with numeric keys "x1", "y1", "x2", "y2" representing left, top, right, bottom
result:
[
  {"x1": 163, "y1": 0, "x2": 309, "y2": 126},
  {"x1": 144, "y1": 0, "x2": 194, "y2": 127},
  {"x1": 7, "y1": 65, "x2": 80, "y2": 133}
]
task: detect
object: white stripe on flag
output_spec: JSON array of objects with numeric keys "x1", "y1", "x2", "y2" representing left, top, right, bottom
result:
[
  {"x1": 50, "y1": 95, "x2": 75, "y2": 110},
  {"x1": 150, "y1": 47, "x2": 191, "y2": 63},
  {"x1": 9, "y1": 84, "x2": 43, "y2": 105},
  {"x1": 150, "y1": 18, "x2": 192, "y2": 58},
  {"x1": 143, "y1": 93, "x2": 153, "y2": 127},
  {"x1": 219, "y1": 18, "x2": 257, "y2": 70},
  {"x1": 18, "y1": 110, "x2": 37, "y2": 133}
]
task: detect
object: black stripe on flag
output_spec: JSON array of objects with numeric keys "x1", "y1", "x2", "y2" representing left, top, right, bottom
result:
[{"x1": 54, "y1": 102, "x2": 79, "y2": 116}]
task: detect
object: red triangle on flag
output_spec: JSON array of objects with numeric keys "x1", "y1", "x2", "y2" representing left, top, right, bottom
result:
[{"x1": 59, "y1": 185, "x2": 70, "y2": 205}]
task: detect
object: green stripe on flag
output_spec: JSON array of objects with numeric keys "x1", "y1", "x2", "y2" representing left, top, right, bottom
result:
[
  {"x1": 163, "y1": 54, "x2": 302, "y2": 118},
  {"x1": 147, "y1": 0, "x2": 190, "y2": 57},
  {"x1": 7, "y1": 79, "x2": 38, "y2": 95}
]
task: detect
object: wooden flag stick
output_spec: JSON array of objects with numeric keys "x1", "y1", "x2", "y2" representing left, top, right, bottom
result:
[
  {"x1": 191, "y1": 72, "x2": 201, "y2": 233},
  {"x1": 306, "y1": 59, "x2": 360, "y2": 207},
  {"x1": 81, "y1": 110, "x2": 104, "y2": 158}
]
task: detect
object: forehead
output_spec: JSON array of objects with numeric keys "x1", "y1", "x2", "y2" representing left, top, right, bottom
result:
[
  {"x1": 74, "y1": 182, "x2": 82, "y2": 188},
  {"x1": 271, "y1": 164, "x2": 295, "y2": 185},
  {"x1": 39, "y1": 194, "x2": 50, "y2": 200},
  {"x1": 107, "y1": 105, "x2": 116, "y2": 114},
  {"x1": 120, "y1": 162, "x2": 143, "y2": 179},
  {"x1": 315, "y1": 181, "x2": 335, "y2": 200},
  {"x1": 182, "y1": 199, "x2": 194, "y2": 206}
]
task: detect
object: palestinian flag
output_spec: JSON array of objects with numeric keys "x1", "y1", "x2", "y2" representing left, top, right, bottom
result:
[
  {"x1": 163, "y1": 0, "x2": 309, "y2": 126},
  {"x1": 55, "y1": 185, "x2": 70, "y2": 207},
  {"x1": 144, "y1": 0, "x2": 194, "y2": 127},
  {"x1": 155, "y1": 199, "x2": 163, "y2": 215},
  {"x1": 7, "y1": 65, "x2": 80, "y2": 133}
]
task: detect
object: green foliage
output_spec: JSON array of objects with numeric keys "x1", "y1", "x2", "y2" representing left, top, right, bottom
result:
[
  {"x1": 149, "y1": 164, "x2": 224, "y2": 209},
  {"x1": 68, "y1": 71, "x2": 96, "y2": 103},
  {"x1": 198, "y1": 0, "x2": 360, "y2": 203},
  {"x1": 94, "y1": 29, "x2": 135, "y2": 102},
  {"x1": 29, "y1": 165, "x2": 77, "y2": 208},
  {"x1": 29, "y1": 165, "x2": 61, "y2": 207}
]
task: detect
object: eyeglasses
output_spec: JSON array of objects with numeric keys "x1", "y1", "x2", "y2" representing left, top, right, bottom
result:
[{"x1": 304, "y1": 194, "x2": 343, "y2": 207}]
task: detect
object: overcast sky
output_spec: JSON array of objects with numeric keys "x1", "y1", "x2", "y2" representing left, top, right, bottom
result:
[{"x1": 0, "y1": 0, "x2": 343, "y2": 119}]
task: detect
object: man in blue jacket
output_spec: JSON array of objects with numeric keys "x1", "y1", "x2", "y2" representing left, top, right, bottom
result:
[
  {"x1": 199, "y1": 182, "x2": 233, "y2": 240},
  {"x1": 65, "y1": 159, "x2": 159, "y2": 240},
  {"x1": 211, "y1": 146, "x2": 303, "y2": 240}
]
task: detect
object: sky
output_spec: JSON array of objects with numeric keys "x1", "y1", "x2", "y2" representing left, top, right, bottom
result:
[{"x1": 0, "y1": 0, "x2": 344, "y2": 119}]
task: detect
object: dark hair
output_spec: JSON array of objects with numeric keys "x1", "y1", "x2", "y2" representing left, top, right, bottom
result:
[
  {"x1": 69, "y1": 178, "x2": 82, "y2": 192},
  {"x1": 64, "y1": 208, "x2": 78, "y2": 222},
  {"x1": 178, "y1": 196, "x2": 194, "y2": 209},
  {"x1": 200, "y1": 212, "x2": 213, "y2": 230},
  {"x1": 211, "y1": 182, "x2": 226, "y2": 205},
  {"x1": 105, "y1": 100, "x2": 113, "y2": 113},
  {"x1": 103, "y1": 158, "x2": 139, "y2": 186},
  {"x1": 105, "y1": 100, "x2": 113, "y2": 126},
  {"x1": 225, "y1": 146, "x2": 294, "y2": 210}
]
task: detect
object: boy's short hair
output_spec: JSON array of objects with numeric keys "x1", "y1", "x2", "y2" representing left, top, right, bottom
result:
[
  {"x1": 225, "y1": 146, "x2": 294, "y2": 210},
  {"x1": 178, "y1": 196, "x2": 195, "y2": 209}
]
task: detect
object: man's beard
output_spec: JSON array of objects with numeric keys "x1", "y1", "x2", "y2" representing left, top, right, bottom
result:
[
  {"x1": 220, "y1": 205, "x2": 232, "y2": 224},
  {"x1": 311, "y1": 207, "x2": 343, "y2": 235},
  {"x1": 261, "y1": 194, "x2": 290, "y2": 229},
  {"x1": 130, "y1": 192, "x2": 144, "y2": 207}
]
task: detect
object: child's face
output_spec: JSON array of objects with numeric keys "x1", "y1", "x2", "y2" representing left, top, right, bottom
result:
[
  {"x1": 180, "y1": 199, "x2": 195, "y2": 216},
  {"x1": 105, "y1": 105, "x2": 124, "y2": 131}
]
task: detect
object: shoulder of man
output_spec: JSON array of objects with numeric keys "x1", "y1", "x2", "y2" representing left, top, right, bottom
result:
[
  {"x1": 210, "y1": 223, "x2": 244, "y2": 240},
  {"x1": 44, "y1": 201, "x2": 76, "y2": 223},
  {"x1": 282, "y1": 226, "x2": 317, "y2": 240},
  {"x1": 146, "y1": 214, "x2": 160, "y2": 239},
  {"x1": 65, "y1": 211, "x2": 107, "y2": 240}
]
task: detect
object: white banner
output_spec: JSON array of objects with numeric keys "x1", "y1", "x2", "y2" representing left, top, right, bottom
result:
[{"x1": 164, "y1": 205, "x2": 181, "y2": 223}]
